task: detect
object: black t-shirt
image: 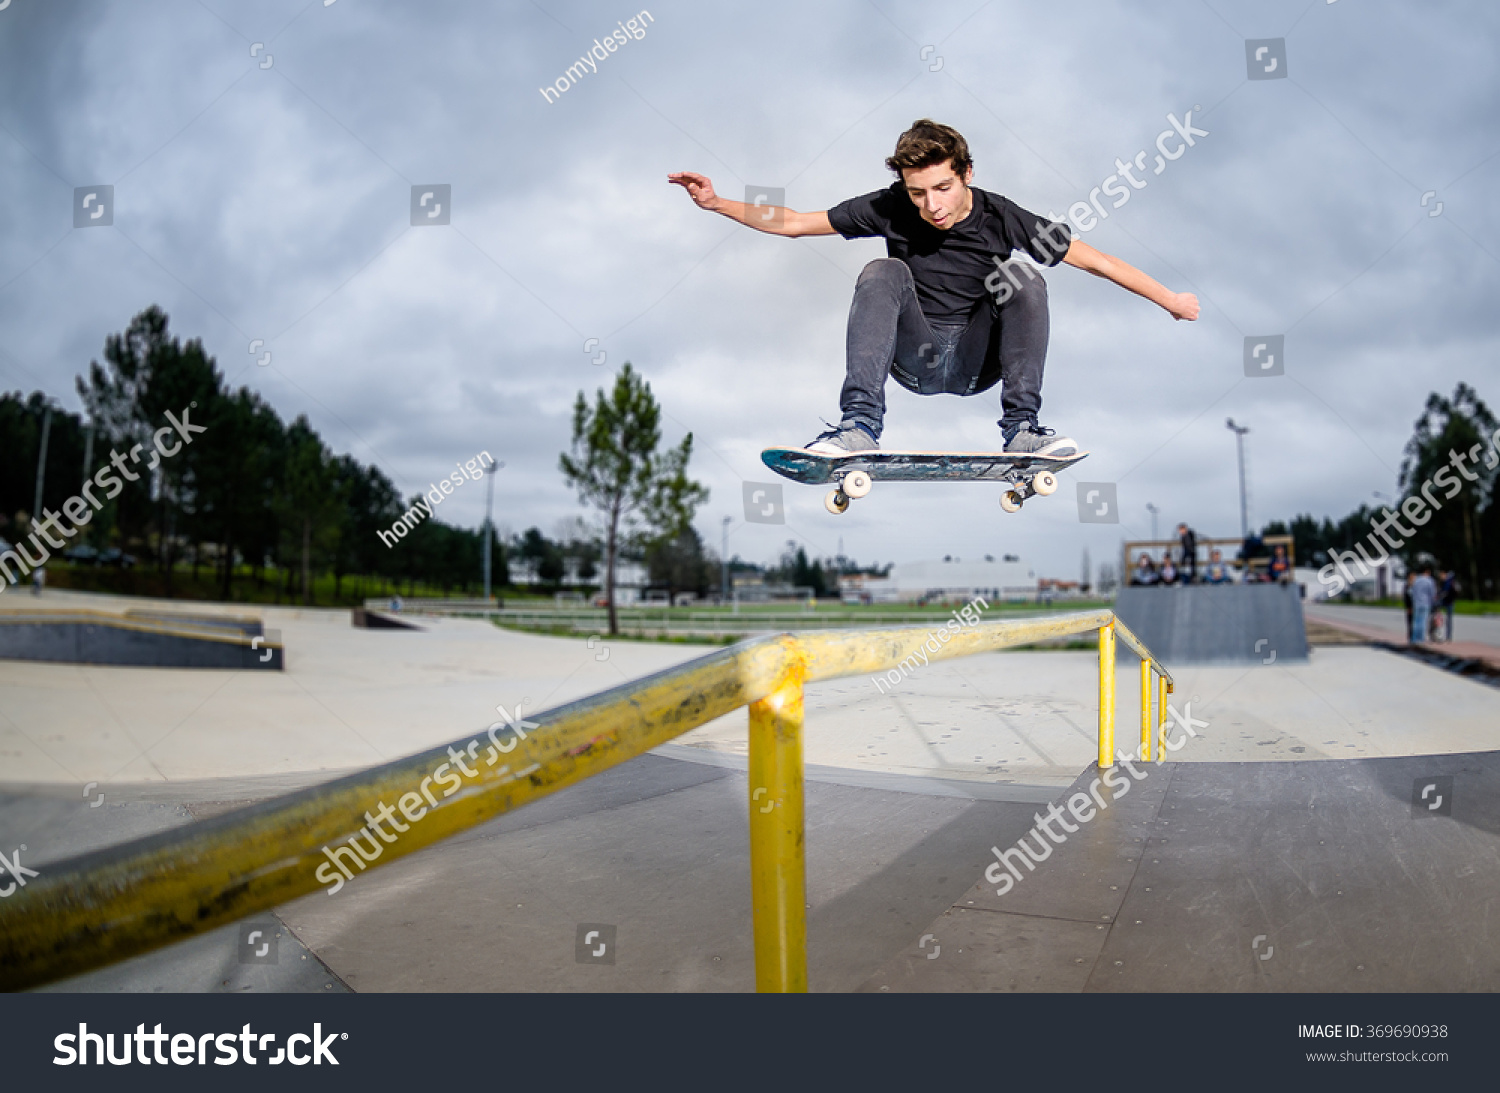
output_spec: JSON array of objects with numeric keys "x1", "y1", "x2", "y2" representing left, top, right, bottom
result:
[{"x1": 827, "y1": 183, "x2": 1072, "y2": 323}]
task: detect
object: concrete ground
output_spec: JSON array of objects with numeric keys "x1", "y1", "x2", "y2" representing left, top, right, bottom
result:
[{"x1": 4, "y1": 589, "x2": 1498, "y2": 991}]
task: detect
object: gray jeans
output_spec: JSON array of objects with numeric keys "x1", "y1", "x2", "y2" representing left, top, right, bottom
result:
[{"x1": 838, "y1": 257, "x2": 1049, "y2": 440}]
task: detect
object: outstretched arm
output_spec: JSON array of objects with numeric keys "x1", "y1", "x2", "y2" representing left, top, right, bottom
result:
[
  {"x1": 668, "y1": 171, "x2": 836, "y2": 238},
  {"x1": 1061, "y1": 238, "x2": 1200, "y2": 321}
]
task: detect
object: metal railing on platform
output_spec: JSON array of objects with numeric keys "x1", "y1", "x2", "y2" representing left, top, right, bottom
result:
[{"x1": 0, "y1": 610, "x2": 1171, "y2": 993}]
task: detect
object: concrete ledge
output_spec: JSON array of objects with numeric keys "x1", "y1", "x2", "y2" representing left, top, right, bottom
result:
[{"x1": 0, "y1": 613, "x2": 282, "y2": 669}]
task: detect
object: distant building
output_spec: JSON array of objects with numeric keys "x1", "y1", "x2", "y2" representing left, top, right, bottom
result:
[
  {"x1": 510, "y1": 555, "x2": 646, "y2": 605},
  {"x1": 731, "y1": 575, "x2": 814, "y2": 603},
  {"x1": 1297, "y1": 556, "x2": 1400, "y2": 602},
  {"x1": 840, "y1": 556, "x2": 1038, "y2": 603}
]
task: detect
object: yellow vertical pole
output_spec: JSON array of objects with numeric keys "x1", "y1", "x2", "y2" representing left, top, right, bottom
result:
[
  {"x1": 1156, "y1": 675, "x2": 1168, "y2": 763},
  {"x1": 1098, "y1": 621, "x2": 1116, "y2": 769},
  {"x1": 1140, "y1": 657, "x2": 1153, "y2": 763},
  {"x1": 747, "y1": 643, "x2": 808, "y2": 993}
]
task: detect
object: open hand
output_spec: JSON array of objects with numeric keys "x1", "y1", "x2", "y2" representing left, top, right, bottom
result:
[{"x1": 668, "y1": 171, "x2": 720, "y2": 211}]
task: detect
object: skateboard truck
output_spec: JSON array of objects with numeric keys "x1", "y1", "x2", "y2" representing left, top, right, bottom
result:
[
  {"x1": 999, "y1": 469, "x2": 1059, "y2": 513},
  {"x1": 824, "y1": 469, "x2": 872, "y2": 515}
]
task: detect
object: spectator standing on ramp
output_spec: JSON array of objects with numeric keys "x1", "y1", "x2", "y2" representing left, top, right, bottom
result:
[{"x1": 1176, "y1": 522, "x2": 1197, "y2": 585}]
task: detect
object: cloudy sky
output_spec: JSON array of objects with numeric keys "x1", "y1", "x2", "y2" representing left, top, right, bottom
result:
[{"x1": 1, "y1": 0, "x2": 1496, "y2": 581}]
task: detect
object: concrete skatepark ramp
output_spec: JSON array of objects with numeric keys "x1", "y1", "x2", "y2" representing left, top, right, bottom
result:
[
  {"x1": 1113, "y1": 584, "x2": 1308, "y2": 666},
  {"x1": 0, "y1": 609, "x2": 282, "y2": 669},
  {"x1": 7, "y1": 604, "x2": 1497, "y2": 995}
]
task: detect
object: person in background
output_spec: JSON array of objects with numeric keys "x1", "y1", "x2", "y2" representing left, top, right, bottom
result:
[
  {"x1": 1132, "y1": 552, "x2": 1158, "y2": 586},
  {"x1": 1269, "y1": 544, "x2": 1290, "y2": 584},
  {"x1": 1438, "y1": 569, "x2": 1459, "y2": 643},
  {"x1": 30, "y1": 566, "x2": 45, "y2": 596},
  {"x1": 1176, "y1": 522, "x2": 1198, "y2": 585},
  {"x1": 1160, "y1": 556, "x2": 1178, "y2": 586},
  {"x1": 1410, "y1": 564, "x2": 1437, "y2": 644},
  {"x1": 1204, "y1": 548, "x2": 1228, "y2": 584},
  {"x1": 1402, "y1": 571, "x2": 1414, "y2": 637},
  {"x1": 1239, "y1": 532, "x2": 1265, "y2": 582}
]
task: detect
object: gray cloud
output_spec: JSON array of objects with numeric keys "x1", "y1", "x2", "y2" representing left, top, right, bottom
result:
[{"x1": 0, "y1": 0, "x2": 1496, "y2": 577}]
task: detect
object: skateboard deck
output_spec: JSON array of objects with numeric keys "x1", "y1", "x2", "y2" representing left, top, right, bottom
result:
[{"x1": 760, "y1": 446, "x2": 1089, "y2": 514}]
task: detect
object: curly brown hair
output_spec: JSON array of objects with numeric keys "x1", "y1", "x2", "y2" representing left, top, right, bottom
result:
[{"x1": 885, "y1": 119, "x2": 973, "y2": 176}]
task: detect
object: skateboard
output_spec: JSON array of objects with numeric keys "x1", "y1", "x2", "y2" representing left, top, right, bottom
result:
[{"x1": 761, "y1": 447, "x2": 1089, "y2": 515}]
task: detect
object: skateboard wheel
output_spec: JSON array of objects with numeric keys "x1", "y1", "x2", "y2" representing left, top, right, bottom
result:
[
  {"x1": 1033, "y1": 470, "x2": 1059, "y2": 496},
  {"x1": 999, "y1": 490, "x2": 1023, "y2": 513},
  {"x1": 844, "y1": 470, "x2": 872, "y2": 498},
  {"x1": 825, "y1": 489, "x2": 850, "y2": 515}
]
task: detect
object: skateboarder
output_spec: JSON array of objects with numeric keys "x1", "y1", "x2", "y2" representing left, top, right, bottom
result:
[{"x1": 670, "y1": 119, "x2": 1200, "y2": 456}]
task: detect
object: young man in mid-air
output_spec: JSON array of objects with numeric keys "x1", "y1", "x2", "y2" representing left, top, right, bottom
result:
[{"x1": 670, "y1": 119, "x2": 1200, "y2": 457}]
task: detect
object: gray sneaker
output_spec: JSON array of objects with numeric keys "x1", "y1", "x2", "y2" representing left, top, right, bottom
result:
[
  {"x1": 1003, "y1": 423, "x2": 1078, "y2": 458},
  {"x1": 804, "y1": 421, "x2": 879, "y2": 455}
]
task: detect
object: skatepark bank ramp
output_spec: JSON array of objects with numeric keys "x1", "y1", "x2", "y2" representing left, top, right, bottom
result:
[
  {"x1": 1113, "y1": 584, "x2": 1308, "y2": 666},
  {"x1": 0, "y1": 609, "x2": 282, "y2": 669}
]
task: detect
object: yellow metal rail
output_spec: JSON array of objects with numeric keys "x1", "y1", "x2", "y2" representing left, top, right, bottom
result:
[{"x1": 0, "y1": 609, "x2": 1171, "y2": 993}]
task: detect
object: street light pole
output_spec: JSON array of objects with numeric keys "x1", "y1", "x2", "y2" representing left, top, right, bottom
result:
[
  {"x1": 721, "y1": 515, "x2": 731, "y2": 605},
  {"x1": 32, "y1": 404, "x2": 52, "y2": 524},
  {"x1": 1226, "y1": 418, "x2": 1251, "y2": 541},
  {"x1": 482, "y1": 460, "x2": 498, "y2": 606}
]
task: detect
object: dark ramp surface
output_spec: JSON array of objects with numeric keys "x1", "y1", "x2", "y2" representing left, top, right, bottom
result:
[
  {"x1": 1114, "y1": 583, "x2": 1308, "y2": 666},
  {"x1": 865, "y1": 749, "x2": 1500, "y2": 992},
  {"x1": 275, "y1": 755, "x2": 1052, "y2": 992},
  {"x1": 0, "y1": 610, "x2": 282, "y2": 669}
]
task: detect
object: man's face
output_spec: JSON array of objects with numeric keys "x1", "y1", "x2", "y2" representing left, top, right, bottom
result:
[{"x1": 901, "y1": 160, "x2": 973, "y2": 230}]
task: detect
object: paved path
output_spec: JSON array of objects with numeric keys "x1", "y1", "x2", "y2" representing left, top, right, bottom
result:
[
  {"x1": 1309, "y1": 603, "x2": 1500, "y2": 647},
  {"x1": 1307, "y1": 604, "x2": 1500, "y2": 671}
]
